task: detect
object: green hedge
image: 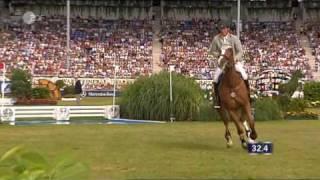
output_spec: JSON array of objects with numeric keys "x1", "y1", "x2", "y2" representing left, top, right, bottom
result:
[
  {"x1": 63, "y1": 85, "x2": 75, "y2": 95},
  {"x1": 120, "y1": 71, "x2": 204, "y2": 121},
  {"x1": 304, "y1": 82, "x2": 320, "y2": 102},
  {"x1": 196, "y1": 100, "x2": 221, "y2": 121},
  {"x1": 32, "y1": 87, "x2": 50, "y2": 99},
  {"x1": 253, "y1": 98, "x2": 282, "y2": 121},
  {"x1": 276, "y1": 96, "x2": 307, "y2": 112},
  {"x1": 55, "y1": 80, "x2": 65, "y2": 89},
  {"x1": 284, "y1": 111, "x2": 319, "y2": 120}
]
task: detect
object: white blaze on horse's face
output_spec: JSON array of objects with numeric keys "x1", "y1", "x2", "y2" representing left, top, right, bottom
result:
[{"x1": 220, "y1": 47, "x2": 233, "y2": 71}]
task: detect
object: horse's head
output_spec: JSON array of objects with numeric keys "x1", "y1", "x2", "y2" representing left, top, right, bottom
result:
[{"x1": 220, "y1": 47, "x2": 235, "y2": 71}]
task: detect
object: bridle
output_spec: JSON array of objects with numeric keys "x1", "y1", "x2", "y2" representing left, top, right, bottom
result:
[{"x1": 220, "y1": 50, "x2": 235, "y2": 71}]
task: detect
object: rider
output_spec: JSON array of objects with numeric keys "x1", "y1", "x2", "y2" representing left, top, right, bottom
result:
[{"x1": 208, "y1": 22, "x2": 250, "y2": 108}]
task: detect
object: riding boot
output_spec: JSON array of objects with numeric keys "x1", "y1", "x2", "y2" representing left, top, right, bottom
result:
[
  {"x1": 214, "y1": 83, "x2": 220, "y2": 109},
  {"x1": 244, "y1": 80, "x2": 252, "y2": 104}
]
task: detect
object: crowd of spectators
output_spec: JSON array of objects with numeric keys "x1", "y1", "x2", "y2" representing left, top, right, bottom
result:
[
  {"x1": 306, "y1": 23, "x2": 320, "y2": 72},
  {"x1": 242, "y1": 21, "x2": 312, "y2": 80},
  {"x1": 159, "y1": 19, "x2": 219, "y2": 80},
  {"x1": 159, "y1": 20, "x2": 312, "y2": 81},
  {"x1": 0, "y1": 15, "x2": 316, "y2": 92},
  {"x1": 0, "y1": 15, "x2": 153, "y2": 78},
  {"x1": 159, "y1": 20, "x2": 312, "y2": 92}
]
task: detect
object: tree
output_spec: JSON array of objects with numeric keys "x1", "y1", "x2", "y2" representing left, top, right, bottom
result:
[
  {"x1": 278, "y1": 70, "x2": 303, "y2": 97},
  {"x1": 10, "y1": 69, "x2": 32, "y2": 99}
]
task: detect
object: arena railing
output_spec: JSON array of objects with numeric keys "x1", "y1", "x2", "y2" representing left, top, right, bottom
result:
[{"x1": 0, "y1": 105, "x2": 120, "y2": 122}]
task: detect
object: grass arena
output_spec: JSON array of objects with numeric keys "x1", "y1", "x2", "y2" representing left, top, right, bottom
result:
[
  {"x1": 0, "y1": 120, "x2": 319, "y2": 179},
  {"x1": 0, "y1": 97, "x2": 319, "y2": 180}
]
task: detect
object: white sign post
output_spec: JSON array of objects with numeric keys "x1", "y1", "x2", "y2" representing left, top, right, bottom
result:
[
  {"x1": 0, "y1": 63, "x2": 5, "y2": 120},
  {"x1": 169, "y1": 65, "x2": 175, "y2": 123}
]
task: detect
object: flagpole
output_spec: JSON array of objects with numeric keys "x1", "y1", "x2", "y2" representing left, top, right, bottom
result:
[{"x1": 237, "y1": 0, "x2": 241, "y2": 38}]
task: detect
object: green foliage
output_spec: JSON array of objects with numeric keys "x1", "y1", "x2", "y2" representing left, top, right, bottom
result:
[
  {"x1": 10, "y1": 69, "x2": 32, "y2": 99},
  {"x1": 304, "y1": 81, "x2": 320, "y2": 102},
  {"x1": 196, "y1": 100, "x2": 221, "y2": 121},
  {"x1": 63, "y1": 85, "x2": 75, "y2": 96},
  {"x1": 55, "y1": 80, "x2": 65, "y2": 89},
  {"x1": 62, "y1": 94, "x2": 76, "y2": 98},
  {"x1": 284, "y1": 111, "x2": 319, "y2": 120},
  {"x1": 276, "y1": 95, "x2": 291, "y2": 112},
  {"x1": 32, "y1": 87, "x2": 50, "y2": 99},
  {"x1": 278, "y1": 70, "x2": 303, "y2": 97},
  {"x1": 276, "y1": 96, "x2": 307, "y2": 112},
  {"x1": 309, "y1": 100, "x2": 320, "y2": 107},
  {"x1": 253, "y1": 97, "x2": 282, "y2": 121},
  {"x1": 287, "y1": 99, "x2": 307, "y2": 112},
  {"x1": 0, "y1": 146, "x2": 88, "y2": 180},
  {"x1": 120, "y1": 71, "x2": 204, "y2": 121},
  {"x1": 11, "y1": 69, "x2": 31, "y2": 82}
]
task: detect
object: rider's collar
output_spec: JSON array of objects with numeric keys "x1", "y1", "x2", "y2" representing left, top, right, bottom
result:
[{"x1": 219, "y1": 33, "x2": 231, "y2": 38}]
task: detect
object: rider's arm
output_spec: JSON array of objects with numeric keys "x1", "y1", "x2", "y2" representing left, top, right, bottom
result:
[
  {"x1": 208, "y1": 36, "x2": 220, "y2": 58},
  {"x1": 233, "y1": 36, "x2": 243, "y2": 62}
]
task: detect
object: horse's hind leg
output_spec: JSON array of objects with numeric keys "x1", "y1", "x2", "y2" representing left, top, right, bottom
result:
[
  {"x1": 229, "y1": 110, "x2": 247, "y2": 149},
  {"x1": 244, "y1": 104, "x2": 258, "y2": 140},
  {"x1": 243, "y1": 121, "x2": 255, "y2": 143},
  {"x1": 240, "y1": 114, "x2": 251, "y2": 139}
]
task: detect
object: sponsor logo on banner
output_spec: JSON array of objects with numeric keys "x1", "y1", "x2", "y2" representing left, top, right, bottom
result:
[{"x1": 84, "y1": 90, "x2": 121, "y2": 97}]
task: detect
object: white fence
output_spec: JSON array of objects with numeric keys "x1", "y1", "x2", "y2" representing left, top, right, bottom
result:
[{"x1": 0, "y1": 105, "x2": 120, "y2": 122}]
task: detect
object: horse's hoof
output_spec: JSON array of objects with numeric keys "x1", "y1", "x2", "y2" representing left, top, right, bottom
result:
[
  {"x1": 240, "y1": 139, "x2": 247, "y2": 149},
  {"x1": 248, "y1": 138, "x2": 255, "y2": 144},
  {"x1": 250, "y1": 131, "x2": 258, "y2": 140},
  {"x1": 226, "y1": 141, "x2": 233, "y2": 148},
  {"x1": 241, "y1": 142, "x2": 247, "y2": 149}
]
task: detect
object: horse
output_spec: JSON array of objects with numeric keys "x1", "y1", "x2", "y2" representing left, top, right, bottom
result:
[{"x1": 216, "y1": 47, "x2": 258, "y2": 149}]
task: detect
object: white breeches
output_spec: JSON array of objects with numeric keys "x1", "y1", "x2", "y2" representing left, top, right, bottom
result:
[
  {"x1": 213, "y1": 61, "x2": 248, "y2": 83},
  {"x1": 213, "y1": 67, "x2": 223, "y2": 83}
]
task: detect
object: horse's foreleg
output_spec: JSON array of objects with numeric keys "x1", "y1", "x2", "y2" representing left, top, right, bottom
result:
[
  {"x1": 220, "y1": 109, "x2": 233, "y2": 148},
  {"x1": 223, "y1": 118, "x2": 233, "y2": 148},
  {"x1": 244, "y1": 104, "x2": 258, "y2": 140},
  {"x1": 229, "y1": 110, "x2": 247, "y2": 149}
]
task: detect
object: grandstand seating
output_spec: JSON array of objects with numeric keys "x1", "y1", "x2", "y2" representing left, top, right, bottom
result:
[
  {"x1": 307, "y1": 23, "x2": 320, "y2": 72},
  {"x1": 9, "y1": 0, "x2": 153, "y2": 19},
  {"x1": 0, "y1": 16, "x2": 153, "y2": 78},
  {"x1": 0, "y1": 0, "x2": 319, "y2": 93}
]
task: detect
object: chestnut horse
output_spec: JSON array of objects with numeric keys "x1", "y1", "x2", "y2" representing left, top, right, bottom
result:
[{"x1": 217, "y1": 48, "x2": 257, "y2": 148}]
